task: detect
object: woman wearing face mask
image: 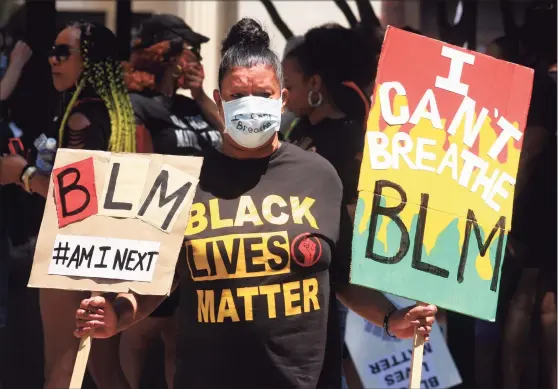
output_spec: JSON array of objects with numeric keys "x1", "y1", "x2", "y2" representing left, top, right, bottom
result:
[
  {"x1": 75, "y1": 18, "x2": 436, "y2": 389},
  {"x1": 0, "y1": 21, "x2": 135, "y2": 389},
  {"x1": 119, "y1": 14, "x2": 222, "y2": 389}
]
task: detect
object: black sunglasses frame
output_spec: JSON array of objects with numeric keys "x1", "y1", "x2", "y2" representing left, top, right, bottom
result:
[{"x1": 48, "y1": 44, "x2": 80, "y2": 62}]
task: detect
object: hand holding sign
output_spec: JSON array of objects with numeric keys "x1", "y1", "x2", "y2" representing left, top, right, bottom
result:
[
  {"x1": 75, "y1": 295, "x2": 119, "y2": 339},
  {"x1": 388, "y1": 303, "x2": 437, "y2": 341}
]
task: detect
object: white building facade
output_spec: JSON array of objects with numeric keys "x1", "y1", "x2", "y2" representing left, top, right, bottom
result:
[{"x1": 53, "y1": 1, "x2": 407, "y2": 94}]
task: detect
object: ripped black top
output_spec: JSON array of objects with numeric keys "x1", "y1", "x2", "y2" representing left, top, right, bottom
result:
[{"x1": 59, "y1": 97, "x2": 111, "y2": 151}]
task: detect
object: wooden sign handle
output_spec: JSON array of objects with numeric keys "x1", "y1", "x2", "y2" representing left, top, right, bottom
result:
[
  {"x1": 69, "y1": 291, "x2": 101, "y2": 389},
  {"x1": 409, "y1": 300, "x2": 431, "y2": 389},
  {"x1": 409, "y1": 328, "x2": 425, "y2": 388}
]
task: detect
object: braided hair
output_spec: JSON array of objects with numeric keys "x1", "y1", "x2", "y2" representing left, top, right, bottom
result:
[{"x1": 58, "y1": 21, "x2": 136, "y2": 152}]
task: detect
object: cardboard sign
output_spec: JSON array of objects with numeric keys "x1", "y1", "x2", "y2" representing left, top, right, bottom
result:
[
  {"x1": 345, "y1": 295, "x2": 462, "y2": 389},
  {"x1": 350, "y1": 27, "x2": 533, "y2": 320},
  {"x1": 29, "y1": 149, "x2": 202, "y2": 295}
]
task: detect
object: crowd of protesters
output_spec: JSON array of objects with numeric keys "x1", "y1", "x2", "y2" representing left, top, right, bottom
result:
[{"x1": 0, "y1": 1, "x2": 556, "y2": 389}]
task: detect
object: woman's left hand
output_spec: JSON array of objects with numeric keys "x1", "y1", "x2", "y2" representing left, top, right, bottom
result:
[
  {"x1": 0, "y1": 154, "x2": 27, "y2": 185},
  {"x1": 388, "y1": 303, "x2": 437, "y2": 341},
  {"x1": 184, "y1": 63, "x2": 205, "y2": 99}
]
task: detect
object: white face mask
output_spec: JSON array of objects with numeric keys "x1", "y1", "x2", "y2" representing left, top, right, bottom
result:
[{"x1": 221, "y1": 95, "x2": 282, "y2": 149}]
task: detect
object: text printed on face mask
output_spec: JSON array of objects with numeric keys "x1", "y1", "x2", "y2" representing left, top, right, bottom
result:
[{"x1": 234, "y1": 119, "x2": 273, "y2": 134}]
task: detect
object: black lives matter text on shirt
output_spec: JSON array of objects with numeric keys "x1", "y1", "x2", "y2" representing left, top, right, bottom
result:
[
  {"x1": 130, "y1": 92, "x2": 222, "y2": 156},
  {"x1": 174, "y1": 143, "x2": 351, "y2": 389},
  {"x1": 288, "y1": 117, "x2": 365, "y2": 205}
]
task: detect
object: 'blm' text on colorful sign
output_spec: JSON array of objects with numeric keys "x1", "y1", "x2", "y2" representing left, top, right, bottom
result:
[{"x1": 350, "y1": 27, "x2": 534, "y2": 320}]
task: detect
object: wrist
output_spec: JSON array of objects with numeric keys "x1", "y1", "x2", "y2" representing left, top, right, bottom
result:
[
  {"x1": 383, "y1": 307, "x2": 397, "y2": 338},
  {"x1": 113, "y1": 296, "x2": 134, "y2": 333},
  {"x1": 190, "y1": 87, "x2": 205, "y2": 101},
  {"x1": 20, "y1": 164, "x2": 37, "y2": 193},
  {"x1": 8, "y1": 61, "x2": 25, "y2": 74}
]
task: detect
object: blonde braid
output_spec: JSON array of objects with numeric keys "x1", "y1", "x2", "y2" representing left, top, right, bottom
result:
[
  {"x1": 58, "y1": 80, "x2": 85, "y2": 146},
  {"x1": 106, "y1": 63, "x2": 124, "y2": 150},
  {"x1": 116, "y1": 63, "x2": 136, "y2": 151}
]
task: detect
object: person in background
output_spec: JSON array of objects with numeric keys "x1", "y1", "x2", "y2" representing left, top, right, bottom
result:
[
  {"x1": 495, "y1": 1, "x2": 557, "y2": 388},
  {"x1": 0, "y1": 9, "x2": 54, "y2": 388},
  {"x1": 474, "y1": 32, "x2": 523, "y2": 389},
  {"x1": 119, "y1": 14, "x2": 222, "y2": 389},
  {"x1": 0, "y1": 35, "x2": 32, "y2": 333},
  {"x1": 0, "y1": 21, "x2": 136, "y2": 389},
  {"x1": 0, "y1": 40, "x2": 31, "y2": 102},
  {"x1": 123, "y1": 14, "x2": 222, "y2": 157},
  {"x1": 75, "y1": 18, "x2": 437, "y2": 389},
  {"x1": 278, "y1": 35, "x2": 304, "y2": 139},
  {"x1": 282, "y1": 25, "x2": 378, "y2": 388}
]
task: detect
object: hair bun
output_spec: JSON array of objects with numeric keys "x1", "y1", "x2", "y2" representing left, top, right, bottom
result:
[{"x1": 221, "y1": 18, "x2": 270, "y2": 55}]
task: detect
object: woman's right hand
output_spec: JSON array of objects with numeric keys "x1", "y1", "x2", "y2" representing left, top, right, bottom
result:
[
  {"x1": 74, "y1": 295, "x2": 119, "y2": 339},
  {"x1": 10, "y1": 41, "x2": 32, "y2": 69}
]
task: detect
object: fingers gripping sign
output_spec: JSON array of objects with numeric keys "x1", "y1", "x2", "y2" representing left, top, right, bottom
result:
[
  {"x1": 70, "y1": 291, "x2": 102, "y2": 389},
  {"x1": 388, "y1": 302, "x2": 437, "y2": 341},
  {"x1": 74, "y1": 295, "x2": 118, "y2": 339}
]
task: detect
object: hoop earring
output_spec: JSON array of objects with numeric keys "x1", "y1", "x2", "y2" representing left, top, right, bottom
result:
[{"x1": 308, "y1": 90, "x2": 323, "y2": 107}]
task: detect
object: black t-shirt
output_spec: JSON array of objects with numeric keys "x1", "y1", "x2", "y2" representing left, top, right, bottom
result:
[
  {"x1": 175, "y1": 143, "x2": 351, "y2": 389},
  {"x1": 287, "y1": 117, "x2": 364, "y2": 205},
  {"x1": 130, "y1": 92, "x2": 222, "y2": 156}
]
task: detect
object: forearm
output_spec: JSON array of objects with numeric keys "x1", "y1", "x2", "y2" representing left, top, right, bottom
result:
[
  {"x1": 193, "y1": 91, "x2": 224, "y2": 131},
  {"x1": 113, "y1": 278, "x2": 179, "y2": 332},
  {"x1": 27, "y1": 173, "x2": 50, "y2": 198},
  {"x1": 336, "y1": 283, "x2": 395, "y2": 326},
  {"x1": 0, "y1": 63, "x2": 23, "y2": 101},
  {"x1": 113, "y1": 293, "x2": 167, "y2": 333}
]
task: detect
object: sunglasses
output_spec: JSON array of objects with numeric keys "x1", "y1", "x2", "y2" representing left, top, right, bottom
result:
[{"x1": 48, "y1": 44, "x2": 80, "y2": 62}]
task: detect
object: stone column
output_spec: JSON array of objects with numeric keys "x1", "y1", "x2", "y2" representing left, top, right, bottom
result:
[
  {"x1": 380, "y1": 0, "x2": 422, "y2": 31},
  {"x1": 381, "y1": 0, "x2": 405, "y2": 28}
]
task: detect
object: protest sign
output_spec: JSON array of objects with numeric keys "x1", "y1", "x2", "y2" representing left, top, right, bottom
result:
[
  {"x1": 29, "y1": 148, "x2": 202, "y2": 388},
  {"x1": 350, "y1": 27, "x2": 534, "y2": 322},
  {"x1": 29, "y1": 148, "x2": 202, "y2": 295},
  {"x1": 345, "y1": 294, "x2": 462, "y2": 389}
]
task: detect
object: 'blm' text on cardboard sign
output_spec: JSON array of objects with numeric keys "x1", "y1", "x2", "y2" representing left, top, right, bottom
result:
[
  {"x1": 350, "y1": 27, "x2": 534, "y2": 320},
  {"x1": 52, "y1": 155, "x2": 196, "y2": 233},
  {"x1": 29, "y1": 149, "x2": 202, "y2": 295}
]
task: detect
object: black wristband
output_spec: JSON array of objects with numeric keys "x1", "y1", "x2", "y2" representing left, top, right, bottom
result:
[
  {"x1": 19, "y1": 164, "x2": 32, "y2": 184},
  {"x1": 383, "y1": 307, "x2": 397, "y2": 338}
]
